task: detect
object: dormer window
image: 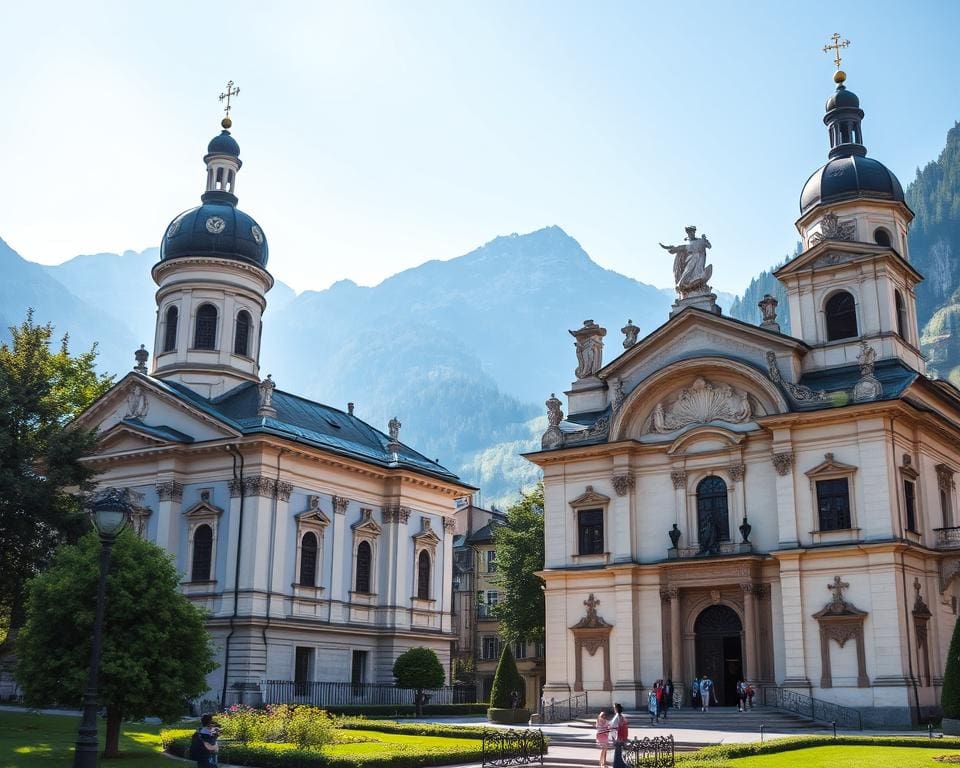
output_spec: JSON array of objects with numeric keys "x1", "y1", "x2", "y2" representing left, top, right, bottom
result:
[{"x1": 825, "y1": 291, "x2": 858, "y2": 341}]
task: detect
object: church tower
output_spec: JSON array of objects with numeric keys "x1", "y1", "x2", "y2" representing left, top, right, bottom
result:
[
  {"x1": 151, "y1": 87, "x2": 273, "y2": 398},
  {"x1": 775, "y1": 55, "x2": 924, "y2": 373}
]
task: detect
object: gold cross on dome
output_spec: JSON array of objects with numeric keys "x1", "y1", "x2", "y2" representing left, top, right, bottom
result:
[
  {"x1": 219, "y1": 80, "x2": 240, "y2": 117},
  {"x1": 823, "y1": 33, "x2": 850, "y2": 70}
]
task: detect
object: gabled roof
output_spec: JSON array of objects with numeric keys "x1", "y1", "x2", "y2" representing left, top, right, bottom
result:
[{"x1": 773, "y1": 240, "x2": 923, "y2": 283}]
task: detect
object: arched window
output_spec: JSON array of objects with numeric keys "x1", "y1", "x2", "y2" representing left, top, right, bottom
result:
[
  {"x1": 895, "y1": 290, "x2": 907, "y2": 339},
  {"x1": 874, "y1": 227, "x2": 892, "y2": 247},
  {"x1": 696, "y1": 475, "x2": 730, "y2": 554},
  {"x1": 417, "y1": 550, "x2": 431, "y2": 600},
  {"x1": 299, "y1": 532, "x2": 318, "y2": 587},
  {"x1": 163, "y1": 305, "x2": 178, "y2": 352},
  {"x1": 192, "y1": 524, "x2": 213, "y2": 581},
  {"x1": 234, "y1": 310, "x2": 251, "y2": 356},
  {"x1": 825, "y1": 291, "x2": 858, "y2": 341},
  {"x1": 355, "y1": 541, "x2": 372, "y2": 593},
  {"x1": 194, "y1": 304, "x2": 218, "y2": 349}
]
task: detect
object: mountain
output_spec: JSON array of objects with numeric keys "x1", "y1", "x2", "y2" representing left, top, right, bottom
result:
[{"x1": 9, "y1": 226, "x2": 671, "y2": 504}]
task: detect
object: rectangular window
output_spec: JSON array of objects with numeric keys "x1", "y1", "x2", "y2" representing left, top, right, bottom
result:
[
  {"x1": 486, "y1": 550, "x2": 497, "y2": 573},
  {"x1": 816, "y1": 478, "x2": 852, "y2": 531},
  {"x1": 904, "y1": 479, "x2": 918, "y2": 533},
  {"x1": 578, "y1": 508, "x2": 604, "y2": 555},
  {"x1": 482, "y1": 636, "x2": 499, "y2": 660},
  {"x1": 294, "y1": 646, "x2": 314, "y2": 696},
  {"x1": 351, "y1": 650, "x2": 367, "y2": 694},
  {"x1": 514, "y1": 640, "x2": 527, "y2": 660}
]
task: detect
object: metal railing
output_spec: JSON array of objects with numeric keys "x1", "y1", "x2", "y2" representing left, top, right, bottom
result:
[
  {"x1": 482, "y1": 728, "x2": 546, "y2": 768},
  {"x1": 261, "y1": 680, "x2": 478, "y2": 707},
  {"x1": 934, "y1": 527, "x2": 960, "y2": 549},
  {"x1": 539, "y1": 692, "x2": 588, "y2": 723},
  {"x1": 622, "y1": 735, "x2": 675, "y2": 768},
  {"x1": 763, "y1": 686, "x2": 862, "y2": 730}
]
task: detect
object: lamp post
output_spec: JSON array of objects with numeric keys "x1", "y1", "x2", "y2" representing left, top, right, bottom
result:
[{"x1": 73, "y1": 488, "x2": 132, "y2": 768}]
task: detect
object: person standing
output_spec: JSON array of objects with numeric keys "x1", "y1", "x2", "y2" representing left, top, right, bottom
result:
[
  {"x1": 610, "y1": 702, "x2": 630, "y2": 768},
  {"x1": 595, "y1": 709, "x2": 611, "y2": 768},
  {"x1": 699, "y1": 675, "x2": 716, "y2": 713},
  {"x1": 736, "y1": 679, "x2": 747, "y2": 713},
  {"x1": 663, "y1": 678, "x2": 674, "y2": 719},
  {"x1": 690, "y1": 676, "x2": 701, "y2": 711},
  {"x1": 190, "y1": 713, "x2": 220, "y2": 768},
  {"x1": 647, "y1": 687, "x2": 659, "y2": 725}
]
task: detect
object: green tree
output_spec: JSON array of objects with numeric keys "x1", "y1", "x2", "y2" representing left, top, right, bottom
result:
[
  {"x1": 392, "y1": 647, "x2": 445, "y2": 716},
  {"x1": 490, "y1": 644, "x2": 525, "y2": 708},
  {"x1": 16, "y1": 530, "x2": 216, "y2": 757},
  {"x1": 492, "y1": 482, "x2": 545, "y2": 644},
  {"x1": 0, "y1": 311, "x2": 113, "y2": 629},
  {"x1": 943, "y1": 612, "x2": 960, "y2": 720}
]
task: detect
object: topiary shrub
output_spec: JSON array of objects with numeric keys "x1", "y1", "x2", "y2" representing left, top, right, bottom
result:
[
  {"x1": 489, "y1": 645, "x2": 525, "y2": 710},
  {"x1": 487, "y1": 707, "x2": 532, "y2": 724},
  {"x1": 392, "y1": 647, "x2": 445, "y2": 717},
  {"x1": 943, "y1": 614, "x2": 960, "y2": 723}
]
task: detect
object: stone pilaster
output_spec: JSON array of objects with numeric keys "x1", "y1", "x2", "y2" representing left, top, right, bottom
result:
[
  {"x1": 776, "y1": 552, "x2": 810, "y2": 688},
  {"x1": 154, "y1": 479, "x2": 183, "y2": 552},
  {"x1": 610, "y1": 472, "x2": 634, "y2": 562},
  {"x1": 772, "y1": 448, "x2": 799, "y2": 547},
  {"x1": 669, "y1": 585, "x2": 682, "y2": 682},
  {"x1": 328, "y1": 495, "x2": 348, "y2": 623},
  {"x1": 741, "y1": 583, "x2": 759, "y2": 682}
]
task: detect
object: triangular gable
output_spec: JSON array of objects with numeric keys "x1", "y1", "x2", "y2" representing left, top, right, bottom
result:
[
  {"x1": 351, "y1": 507, "x2": 382, "y2": 535},
  {"x1": 774, "y1": 240, "x2": 923, "y2": 283},
  {"x1": 412, "y1": 517, "x2": 441, "y2": 546},
  {"x1": 568, "y1": 486, "x2": 610, "y2": 508},
  {"x1": 183, "y1": 500, "x2": 224, "y2": 518},
  {"x1": 805, "y1": 452, "x2": 858, "y2": 478},
  {"x1": 96, "y1": 422, "x2": 176, "y2": 453},
  {"x1": 74, "y1": 373, "x2": 241, "y2": 445}
]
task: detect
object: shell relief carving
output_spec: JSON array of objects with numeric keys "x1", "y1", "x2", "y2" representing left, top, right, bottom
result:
[{"x1": 647, "y1": 377, "x2": 754, "y2": 434}]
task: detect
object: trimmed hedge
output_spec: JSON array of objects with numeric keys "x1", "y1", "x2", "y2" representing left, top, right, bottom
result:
[
  {"x1": 336, "y1": 718, "x2": 488, "y2": 738},
  {"x1": 487, "y1": 707, "x2": 531, "y2": 724},
  {"x1": 322, "y1": 703, "x2": 488, "y2": 717},
  {"x1": 676, "y1": 735, "x2": 960, "y2": 766}
]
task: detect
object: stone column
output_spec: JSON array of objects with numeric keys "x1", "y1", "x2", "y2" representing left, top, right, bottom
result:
[
  {"x1": 772, "y1": 448, "x2": 799, "y2": 547},
  {"x1": 671, "y1": 470, "x2": 687, "y2": 549},
  {"x1": 154, "y1": 480, "x2": 183, "y2": 552},
  {"x1": 741, "y1": 583, "x2": 759, "y2": 682},
  {"x1": 328, "y1": 495, "x2": 348, "y2": 623},
  {"x1": 610, "y1": 472, "x2": 634, "y2": 562},
  {"x1": 776, "y1": 552, "x2": 810, "y2": 688},
  {"x1": 669, "y1": 586, "x2": 682, "y2": 681},
  {"x1": 441, "y1": 517, "x2": 456, "y2": 635}
]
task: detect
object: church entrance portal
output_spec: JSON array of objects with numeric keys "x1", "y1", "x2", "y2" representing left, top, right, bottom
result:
[{"x1": 694, "y1": 604, "x2": 743, "y2": 706}]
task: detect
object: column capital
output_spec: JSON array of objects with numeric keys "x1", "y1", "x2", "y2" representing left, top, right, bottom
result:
[
  {"x1": 670, "y1": 470, "x2": 687, "y2": 489},
  {"x1": 611, "y1": 473, "x2": 635, "y2": 497},
  {"x1": 156, "y1": 480, "x2": 183, "y2": 502},
  {"x1": 772, "y1": 452, "x2": 794, "y2": 476}
]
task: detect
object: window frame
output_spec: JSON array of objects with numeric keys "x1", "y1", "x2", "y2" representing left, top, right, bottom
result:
[
  {"x1": 416, "y1": 549, "x2": 431, "y2": 600},
  {"x1": 577, "y1": 508, "x2": 605, "y2": 555},
  {"x1": 350, "y1": 508, "x2": 381, "y2": 597},
  {"x1": 894, "y1": 290, "x2": 908, "y2": 341},
  {"x1": 162, "y1": 304, "x2": 179, "y2": 353},
  {"x1": 193, "y1": 303, "x2": 219, "y2": 350},
  {"x1": 568, "y1": 485, "x2": 611, "y2": 561},
  {"x1": 806, "y1": 453, "x2": 859, "y2": 539},
  {"x1": 824, "y1": 290, "x2": 859, "y2": 342},
  {"x1": 183, "y1": 494, "x2": 223, "y2": 585},
  {"x1": 899, "y1": 458, "x2": 921, "y2": 535},
  {"x1": 234, "y1": 309, "x2": 253, "y2": 357},
  {"x1": 191, "y1": 523, "x2": 214, "y2": 581}
]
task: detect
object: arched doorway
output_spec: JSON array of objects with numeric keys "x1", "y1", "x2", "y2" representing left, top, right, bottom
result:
[{"x1": 694, "y1": 604, "x2": 743, "y2": 706}]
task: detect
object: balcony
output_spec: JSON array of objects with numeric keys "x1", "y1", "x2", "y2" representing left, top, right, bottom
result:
[{"x1": 935, "y1": 527, "x2": 960, "y2": 549}]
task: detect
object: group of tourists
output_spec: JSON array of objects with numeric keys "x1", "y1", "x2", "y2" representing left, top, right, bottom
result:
[
  {"x1": 689, "y1": 675, "x2": 755, "y2": 712},
  {"x1": 593, "y1": 702, "x2": 630, "y2": 768},
  {"x1": 645, "y1": 678, "x2": 674, "y2": 724}
]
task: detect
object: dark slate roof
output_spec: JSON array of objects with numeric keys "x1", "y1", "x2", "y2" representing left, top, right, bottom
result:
[
  {"x1": 153, "y1": 379, "x2": 463, "y2": 483},
  {"x1": 800, "y1": 154, "x2": 905, "y2": 215},
  {"x1": 466, "y1": 519, "x2": 504, "y2": 545},
  {"x1": 791, "y1": 358, "x2": 919, "y2": 410},
  {"x1": 122, "y1": 418, "x2": 194, "y2": 443}
]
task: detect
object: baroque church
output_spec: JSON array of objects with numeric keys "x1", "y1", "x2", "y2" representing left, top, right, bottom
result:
[
  {"x1": 70, "y1": 108, "x2": 473, "y2": 705},
  {"x1": 526, "y1": 65, "x2": 960, "y2": 726}
]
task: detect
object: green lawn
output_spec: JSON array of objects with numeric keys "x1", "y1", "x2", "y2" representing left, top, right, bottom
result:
[
  {"x1": 0, "y1": 711, "x2": 170, "y2": 768},
  {"x1": 723, "y1": 745, "x2": 960, "y2": 767}
]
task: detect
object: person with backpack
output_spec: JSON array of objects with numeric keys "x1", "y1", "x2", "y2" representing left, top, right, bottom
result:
[
  {"x1": 610, "y1": 702, "x2": 630, "y2": 768},
  {"x1": 690, "y1": 676, "x2": 701, "y2": 710},
  {"x1": 699, "y1": 675, "x2": 717, "y2": 713},
  {"x1": 189, "y1": 713, "x2": 221, "y2": 767}
]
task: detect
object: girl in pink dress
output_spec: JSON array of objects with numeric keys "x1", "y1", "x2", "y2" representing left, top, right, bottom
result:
[{"x1": 595, "y1": 710, "x2": 611, "y2": 768}]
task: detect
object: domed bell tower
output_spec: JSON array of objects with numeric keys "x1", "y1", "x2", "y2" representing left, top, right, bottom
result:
[
  {"x1": 776, "y1": 39, "x2": 924, "y2": 374},
  {"x1": 151, "y1": 83, "x2": 274, "y2": 398}
]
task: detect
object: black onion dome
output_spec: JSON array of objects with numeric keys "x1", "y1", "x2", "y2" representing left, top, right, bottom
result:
[
  {"x1": 825, "y1": 85, "x2": 860, "y2": 111},
  {"x1": 206, "y1": 130, "x2": 240, "y2": 158},
  {"x1": 800, "y1": 155, "x2": 905, "y2": 215},
  {"x1": 160, "y1": 191, "x2": 268, "y2": 268}
]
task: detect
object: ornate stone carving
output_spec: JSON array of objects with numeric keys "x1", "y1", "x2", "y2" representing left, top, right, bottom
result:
[
  {"x1": 332, "y1": 495, "x2": 349, "y2": 515},
  {"x1": 758, "y1": 294, "x2": 780, "y2": 332},
  {"x1": 570, "y1": 320, "x2": 606, "y2": 379},
  {"x1": 650, "y1": 377, "x2": 752, "y2": 433},
  {"x1": 274, "y1": 481, "x2": 293, "y2": 502},
  {"x1": 766, "y1": 351, "x2": 827, "y2": 402},
  {"x1": 383, "y1": 505, "x2": 412, "y2": 525},
  {"x1": 613, "y1": 379, "x2": 626, "y2": 412},
  {"x1": 243, "y1": 476, "x2": 274, "y2": 497},
  {"x1": 667, "y1": 584, "x2": 680, "y2": 599},
  {"x1": 133, "y1": 344, "x2": 149, "y2": 374},
  {"x1": 442, "y1": 517, "x2": 456, "y2": 533},
  {"x1": 257, "y1": 375, "x2": 277, "y2": 417},
  {"x1": 853, "y1": 341, "x2": 882, "y2": 402},
  {"x1": 937, "y1": 464, "x2": 956, "y2": 491},
  {"x1": 809, "y1": 211, "x2": 855, "y2": 245},
  {"x1": 621, "y1": 319, "x2": 640, "y2": 349},
  {"x1": 563, "y1": 415, "x2": 611, "y2": 445},
  {"x1": 228, "y1": 479, "x2": 242, "y2": 498},
  {"x1": 542, "y1": 392, "x2": 564, "y2": 450},
  {"x1": 388, "y1": 417, "x2": 401, "y2": 443},
  {"x1": 913, "y1": 577, "x2": 932, "y2": 684},
  {"x1": 660, "y1": 226, "x2": 714, "y2": 300},
  {"x1": 740, "y1": 583, "x2": 755, "y2": 595},
  {"x1": 710, "y1": 589, "x2": 722, "y2": 605},
  {"x1": 573, "y1": 594, "x2": 611, "y2": 630},
  {"x1": 125, "y1": 384, "x2": 149, "y2": 420},
  {"x1": 729, "y1": 463, "x2": 746, "y2": 482},
  {"x1": 670, "y1": 470, "x2": 687, "y2": 489},
  {"x1": 611, "y1": 474, "x2": 634, "y2": 497},
  {"x1": 812, "y1": 575, "x2": 869, "y2": 687},
  {"x1": 772, "y1": 453, "x2": 794, "y2": 476},
  {"x1": 156, "y1": 480, "x2": 183, "y2": 502}
]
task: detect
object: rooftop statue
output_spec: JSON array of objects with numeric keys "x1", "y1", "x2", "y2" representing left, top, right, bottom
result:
[{"x1": 660, "y1": 226, "x2": 713, "y2": 299}]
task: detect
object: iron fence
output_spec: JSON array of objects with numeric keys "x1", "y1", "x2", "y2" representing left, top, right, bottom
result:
[
  {"x1": 261, "y1": 680, "x2": 478, "y2": 707},
  {"x1": 538, "y1": 692, "x2": 588, "y2": 723},
  {"x1": 481, "y1": 728, "x2": 546, "y2": 768},
  {"x1": 763, "y1": 686, "x2": 862, "y2": 730},
  {"x1": 622, "y1": 735, "x2": 675, "y2": 768}
]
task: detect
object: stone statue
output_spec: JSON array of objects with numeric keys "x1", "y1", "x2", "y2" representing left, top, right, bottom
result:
[
  {"x1": 698, "y1": 509, "x2": 721, "y2": 555},
  {"x1": 133, "y1": 344, "x2": 149, "y2": 374},
  {"x1": 124, "y1": 384, "x2": 149, "y2": 420},
  {"x1": 546, "y1": 393, "x2": 563, "y2": 427},
  {"x1": 857, "y1": 341, "x2": 876, "y2": 376},
  {"x1": 569, "y1": 320, "x2": 606, "y2": 379},
  {"x1": 388, "y1": 417, "x2": 402, "y2": 442},
  {"x1": 257, "y1": 374, "x2": 276, "y2": 413},
  {"x1": 758, "y1": 294, "x2": 780, "y2": 332},
  {"x1": 621, "y1": 319, "x2": 639, "y2": 349},
  {"x1": 660, "y1": 226, "x2": 713, "y2": 298}
]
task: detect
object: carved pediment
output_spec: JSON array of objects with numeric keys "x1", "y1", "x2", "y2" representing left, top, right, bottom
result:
[
  {"x1": 351, "y1": 507, "x2": 382, "y2": 536},
  {"x1": 647, "y1": 376, "x2": 754, "y2": 434},
  {"x1": 571, "y1": 593, "x2": 613, "y2": 630},
  {"x1": 183, "y1": 500, "x2": 224, "y2": 519},
  {"x1": 297, "y1": 495, "x2": 331, "y2": 528},
  {"x1": 96, "y1": 423, "x2": 173, "y2": 453},
  {"x1": 412, "y1": 516, "x2": 441, "y2": 547},
  {"x1": 805, "y1": 453, "x2": 858, "y2": 478},
  {"x1": 568, "y1": 486, "x2": 610, "y2": 509}
]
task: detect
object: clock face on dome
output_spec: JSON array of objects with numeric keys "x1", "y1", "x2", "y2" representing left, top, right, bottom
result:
[
  {"x1": 251, "y1": 225, "x2": 264, "y2": 245},
  {"x1": 205, "y1": 216, "x2": 226, "y2": 234}
]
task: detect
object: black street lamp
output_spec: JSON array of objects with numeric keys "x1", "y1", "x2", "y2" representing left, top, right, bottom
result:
[{"x1": 73, "y1": 487, "x2": 132, "y2": 768}]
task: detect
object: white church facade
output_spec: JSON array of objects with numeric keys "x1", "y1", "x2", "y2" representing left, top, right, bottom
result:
[
  {"x1": 526, "y1": 68, "x2": 960, "y2": 727},
  {"x1": 72, "y1": 109, "x2": 473, "y2": 706}
]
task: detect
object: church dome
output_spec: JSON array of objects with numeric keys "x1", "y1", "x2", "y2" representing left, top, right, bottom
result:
[
  {"x1": 207, "y1": 130, "x2": 240, "y2": 157},
  {"x1": 800, "y1": 154, "x2": 905, "y2": 215},
  {"x1": 825, "y1": 84, "x2": 860, "y2": 111},
  {"x1": 160, "y1": 192, "x2": 268, "y2": 267}
]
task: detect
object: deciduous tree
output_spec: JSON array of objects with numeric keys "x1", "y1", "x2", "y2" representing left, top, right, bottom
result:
[
  {"x1": 392, "y1": 646, "x2": 445, "y2": 716},
  {"x1": 16, "y1": 530, "x2": 216, "y2": 757}
]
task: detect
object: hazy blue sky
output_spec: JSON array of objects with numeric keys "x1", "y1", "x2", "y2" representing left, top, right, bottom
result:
[{"x1": 1, "y1": 1, "x2": 957, "y2": 294}]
